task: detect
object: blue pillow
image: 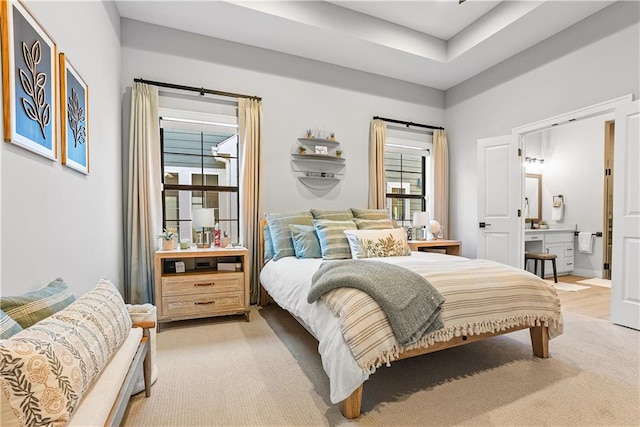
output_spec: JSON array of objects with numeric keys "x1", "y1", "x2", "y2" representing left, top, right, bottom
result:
[
  {"x1": 289, "y1": 224, "x2": 322, "y2": 259},
  {"x1": 263, "y1": 224, "x2": 275, "y2": 262},
  {"x1": 266, "y1": 211, "x2": 314, "y2": 260}
]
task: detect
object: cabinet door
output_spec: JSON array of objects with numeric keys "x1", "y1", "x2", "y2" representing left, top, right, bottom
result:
[{"x1": 545, "y1": 243, "x2": 566, "y2": 275}]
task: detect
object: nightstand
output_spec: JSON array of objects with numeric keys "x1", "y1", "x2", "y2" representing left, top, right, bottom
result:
[
  {"x1": 407, "y1": 240, "x2": 461, "y2": 256},
  {"x1": 154, "y1": 247, "x2": 250, "y2": 329}
]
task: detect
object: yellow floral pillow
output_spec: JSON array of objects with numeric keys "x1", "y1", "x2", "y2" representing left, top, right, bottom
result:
[{"x1": 343, "y1": 228, "x2": 411, "y2": 259}]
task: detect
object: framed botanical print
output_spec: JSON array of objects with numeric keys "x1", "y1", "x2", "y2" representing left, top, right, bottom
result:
[
  {"x1": 59, "y1": 53, "x2": 88, "y2": 174},
  {"x1": 1, "y1": 0, "x2": 57, "y2": 160}
]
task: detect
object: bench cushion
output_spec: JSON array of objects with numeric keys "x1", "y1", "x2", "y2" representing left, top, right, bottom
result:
[
  {"x1": 68, "y1": 328, "x2": 143, "y2": 426},
  {"x1": 0, "y1": 278, "x2": 131, "y2": 427}
]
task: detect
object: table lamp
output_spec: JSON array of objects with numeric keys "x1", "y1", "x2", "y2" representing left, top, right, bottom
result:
[
  {"x1": 412, "y1": 211, "x2": 430, "y2": 240},
  {"x1": 192, "y1": 208, "x2": 216, "y2": 248}
]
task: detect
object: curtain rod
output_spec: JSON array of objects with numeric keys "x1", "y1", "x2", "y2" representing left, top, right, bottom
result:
[
  {"x1": 373, "y1": 116, "x2": 444, "y2": 131},
  {"x1": 134, "y1": 78, "x2": 262, "y2": 101}
]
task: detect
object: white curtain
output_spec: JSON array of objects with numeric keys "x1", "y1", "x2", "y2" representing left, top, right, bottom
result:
[
  {"x1": 368, "y1": 119, "x2": 386, "y2": 209},
  {"x1": 124, "y1": 82, "x2": 162, "y2": 304},
  {"x1": 238, "y1": 98, "x2": 263, "y2": 304},
  {"x1": 433, "y1": 129, "x2": 449, "y2": 239}
]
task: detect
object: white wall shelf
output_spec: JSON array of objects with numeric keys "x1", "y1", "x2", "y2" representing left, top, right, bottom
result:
[{"x1": 292, "y1": 137, "x2": 345, "y2": 189}]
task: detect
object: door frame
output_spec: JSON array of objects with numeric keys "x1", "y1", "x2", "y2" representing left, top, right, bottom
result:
[{"x1": 511, "y1": 95, "x2": 633, "y2": 262}]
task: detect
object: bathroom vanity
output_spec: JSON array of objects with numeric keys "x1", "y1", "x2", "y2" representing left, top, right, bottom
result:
[{"x1": 525, "y1": 229, "x2": 575, "y2": 277}]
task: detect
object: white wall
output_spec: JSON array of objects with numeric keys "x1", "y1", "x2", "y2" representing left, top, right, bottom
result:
[
  {"x1": 445, "y1": 1, "x2": 639, "y2": 258},
  {"x1": 120, "y1": 19, "x2": 445, "y2": 216},
  {"x1": 1, "y1": 1, "x2": 122, "y2": 296}
]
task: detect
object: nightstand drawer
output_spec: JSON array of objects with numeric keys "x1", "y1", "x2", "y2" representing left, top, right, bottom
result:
[
  {"x1": 162, "y1": 273, "x2": 244, "y2": 297},
  {"x1": 162, "y1": 291, "x2": 245, "y2": 318}
]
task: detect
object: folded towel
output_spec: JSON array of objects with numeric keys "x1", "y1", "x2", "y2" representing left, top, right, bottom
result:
[
  {"x1": 552, "y1": 205, "x2": 564, "y2": 221},
  {"x1": 578, "y1": 232, "x2": 594, "y2": 254}
]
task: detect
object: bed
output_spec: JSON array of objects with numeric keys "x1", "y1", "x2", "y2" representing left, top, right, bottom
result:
[{"x1": 257, "y1": 217, "x2": 562, "y2": 418}]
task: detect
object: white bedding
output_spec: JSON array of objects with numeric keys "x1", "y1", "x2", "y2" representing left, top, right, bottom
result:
[{"x1": 259, "y1": 252, "x2": 470, "y2": 403}]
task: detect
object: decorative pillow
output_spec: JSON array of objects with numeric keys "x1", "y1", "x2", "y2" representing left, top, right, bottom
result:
[
  {"x1": 350, "y1": 208, "x2": 390, "y2": 220},
  {"x1": 344, "y1": 228, "x2": 411, "y2": 259},
  {"x1": 289, "y1": 224, "x2": 322, "y2": 259},
  {"x1": 353, "y1": 218, "x2": 395, "y2": 230},
  {"x1": 313, "y1": 219, "x2": 357, "y2": 260},
  {"x1": 0, "y1": 278, "x2": 131, "y2": 427},
  {"x1": 0, "y1": 278, "x2": 76, "y2": 328},
  {"x1": 263, "y1": 223, "x2": 275, "y2": 262},
  {"x1": 310, "y1": 209, "x2": 354, "y2": 221},
  {"x1": 266, "y1": 211, "x2": 314, "y2": 261},
  {"x1": 0, "y1": 309, "x2": 22, "y2": 339}
]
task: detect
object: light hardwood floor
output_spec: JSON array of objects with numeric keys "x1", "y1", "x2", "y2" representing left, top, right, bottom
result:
[{"x1": 552, "y1": 274, "x2": 610, "y2": 320}]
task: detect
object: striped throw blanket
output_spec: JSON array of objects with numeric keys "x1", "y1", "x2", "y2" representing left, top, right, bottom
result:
[
  {"x1": 308, "y1": 260, "x2": 445, "y2": 346},
  {"x1": 320, "y1": 257, "x2": 563, "y2": 373}
]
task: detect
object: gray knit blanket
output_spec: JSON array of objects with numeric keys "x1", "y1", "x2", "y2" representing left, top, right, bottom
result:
[{"x1": 308, "y1": 260, "x2": 445, "y2": 346}]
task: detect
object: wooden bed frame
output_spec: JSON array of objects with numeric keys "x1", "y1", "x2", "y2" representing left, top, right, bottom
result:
[{"x1": 257, "y1": 219, "x2": 549, "y2": 419}]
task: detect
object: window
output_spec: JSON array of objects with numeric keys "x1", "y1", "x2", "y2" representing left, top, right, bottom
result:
[
  {"x1": 160, "y1": 113, "x2": 240, "y2": 245},
  {"x1": 384, "y1": 128, "x2": 433, "y2": 228}
]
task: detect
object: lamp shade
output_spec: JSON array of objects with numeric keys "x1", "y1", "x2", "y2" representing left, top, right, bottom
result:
[
  {"x1": 192, "y1": 208, "x2": 215, "y2": 228},
  {"x1": 412, "y1": 211, "x2": 430, "y2": 227}
]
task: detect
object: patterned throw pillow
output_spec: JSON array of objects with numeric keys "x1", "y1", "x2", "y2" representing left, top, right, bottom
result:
[
  {"x1": 266, "y1": 211, "x2": 314, "y2": 261},
  {"x1": 0, "y1": 309, "x2": 22, "y2": 339},
  {"x1": 353, "y1": 218, "x2": 395, "y2": 230},
  {"x1": 313, "y1": 219, "x2": 357, "y2": 260},
  {"x1": 0, "y1": 278, "x2": 132, "y2": 427},
  {"x1": 0, "y1": 278, "x2": 76, "y2": 328},
  {"x1": 310, "y1": 209, "x2": 354, "y2": 221},
  {"x1": 289, "y1": 224, "x2": 322, "y2": 258},
  {"x1": 350, "y1": 208, "x2": 391, "y2": 220},
  {"x1": 344, "y1": 228, "x2": 411, "y2": 259}
]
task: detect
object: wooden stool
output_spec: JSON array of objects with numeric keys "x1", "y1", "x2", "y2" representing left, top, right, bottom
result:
[{"x1": 524, "y1": 252, "x2": 558, "y2": 283}]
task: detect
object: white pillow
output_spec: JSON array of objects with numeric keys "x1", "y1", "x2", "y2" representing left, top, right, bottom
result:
[{"x1": 344, "y1": 228, "x2": 411, "y2": 259}]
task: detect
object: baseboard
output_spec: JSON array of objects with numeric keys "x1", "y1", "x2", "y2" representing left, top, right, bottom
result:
[{"x1": 572, "y1": 268, "x2": 602, "y2": 278}]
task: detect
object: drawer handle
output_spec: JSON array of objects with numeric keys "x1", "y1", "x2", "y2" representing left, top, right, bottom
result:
[
  {"x1": 194, "y1": 301, "x2": 214, "y2": 305},
  {"x1": 530, "y1": 236, "x2": 539, "y2": 240},
  {"x1": 194, "y1": 282, "x2": 215, "y2": 287},
  {"x1": 566, "y1": 248, "x2": 573, "y2": 251}
]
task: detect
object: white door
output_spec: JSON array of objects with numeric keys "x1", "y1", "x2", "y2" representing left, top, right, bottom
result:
[
  {"x1": 611, "y1": 100, "x2": 640, "y2": 330},
  {"x1": 477, "y1": 135, "x2": 523, "y2": 267}
]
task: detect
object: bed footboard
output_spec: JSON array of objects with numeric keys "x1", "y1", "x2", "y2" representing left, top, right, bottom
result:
[{"x1": 339, "y1": 325, "x2": 549, "y2": 418}]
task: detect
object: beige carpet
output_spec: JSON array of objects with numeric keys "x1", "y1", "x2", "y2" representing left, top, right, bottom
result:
[{"x1": 123, "y1": 306, "x2": 639, "y2": 426}]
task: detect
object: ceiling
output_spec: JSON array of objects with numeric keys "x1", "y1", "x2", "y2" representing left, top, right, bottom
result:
[{"x1": 114, "y1": 0, "x2": 615, "y2": 90}]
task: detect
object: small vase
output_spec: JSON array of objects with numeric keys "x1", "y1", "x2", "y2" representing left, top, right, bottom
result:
[{"x1": 163, "y1": 239, "x2": 174, "y2": 250}]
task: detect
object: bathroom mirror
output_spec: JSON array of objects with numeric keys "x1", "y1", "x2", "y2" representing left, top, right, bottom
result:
[{"x1": 525, "y1": 173, "x2": 542, "y2": 221}]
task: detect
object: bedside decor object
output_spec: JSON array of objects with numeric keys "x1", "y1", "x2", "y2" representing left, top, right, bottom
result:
[
  {"x1": 192, "y1": 208, "x2": 215, "y2": 248},
  {"x1": 305, "y1": 128, "x2": 313, "y2": 138},
  {"x1": 59, "y1": 53, "x2": 89, "y2": 174},
  {"x1": 157, "y1": 229, "x2": 177, "y2": 250},
  {"x1": 429, "y1": 220, "x2": 442, "y2": 240},
  {"x1": 329, "y1": 132, "x2": 336, "y2": 141},
  {"x1": 2, "y1": 0, "x2": 58, "y2": 160},
  {"x1": 336, "y1": 150, "x2": 342, "y2": 158},
  {"x1": 298, "y1": 145, "x2": 307, "y2": 154},
  {"x1": 412, "y1": 211, "x2": 430, "y2": 240}
]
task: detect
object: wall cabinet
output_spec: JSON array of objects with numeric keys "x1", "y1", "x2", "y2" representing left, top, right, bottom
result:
[
  {"x1": 154, "y1": 247, "x2": 250, "y2": 329},
  {"x1": 291, "y1": 138, "x2": 345, "y2": 189}
]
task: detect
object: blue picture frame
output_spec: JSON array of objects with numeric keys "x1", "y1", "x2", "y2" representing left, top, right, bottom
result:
[
  {"x1": 59, "y1": 53, "x2": 89, "y2": 174},
  {"x1": 1, "y1": 0, "x2": 57, "y2": 160}
]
